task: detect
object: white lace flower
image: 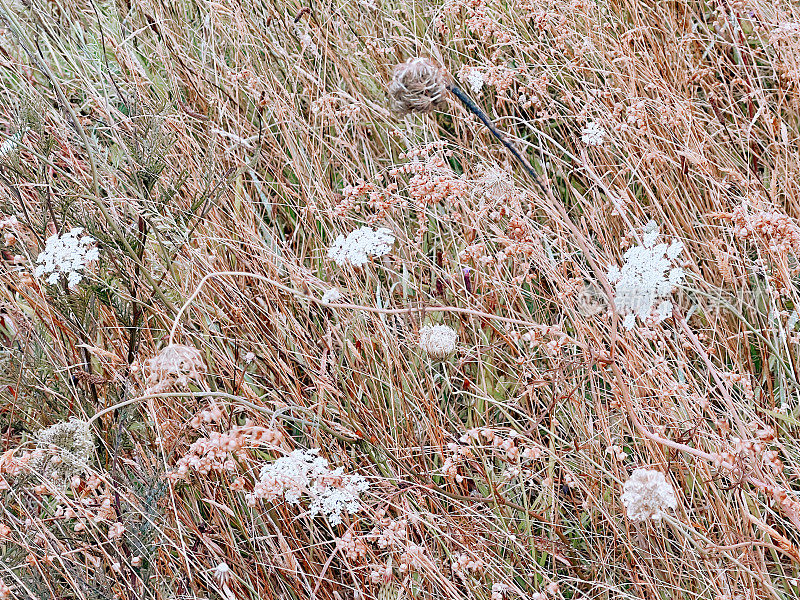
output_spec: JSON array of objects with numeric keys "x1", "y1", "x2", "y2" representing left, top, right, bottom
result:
[
  {"x1": 321, "y1": 288, "x2": 342, "y2": 304},
  {"x1": 419, "y1": 324, "x2": 458, "y2": 359},
  {"x1": 34, "y1": 227, "x2": 99, "y2": 288},
  {"x1": 327, "y1": 226, "x2": 395, "y2": 267},
  {"x1": 248, "y1": 449, "x2": 369, "y2": 526},
  {"x1": 621, "y1": 468, "x2": 677, "y2": 521},
  {"x1": 460, "y1": 67, "x2": 485, "y2": 95},
  {"x1": 581, "y1": 121, "x2": 606, "y2": 146},
  {"x1": 607, "y1": 221, "x2": 684, "y2": 329}
]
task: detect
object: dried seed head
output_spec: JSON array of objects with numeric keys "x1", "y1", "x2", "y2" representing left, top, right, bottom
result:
[
  {"x1": 419, "y1": 324, "x2": 458, "y2": 360},
  {"x1": 621, "y1": 468, "x2": 677, "y2": 521},
  {"x1": 388, "y1": 58, "x2": 448, "y2": 117},
  {"x1": 34, "y1": 418, "x2": 94, "y2": 488},
  {"x1": 144, "y1": 344, "x2": 206, "y2": 394},
  {"x1": 213, "y1": 561, "x2": 232, "y2": 584}
]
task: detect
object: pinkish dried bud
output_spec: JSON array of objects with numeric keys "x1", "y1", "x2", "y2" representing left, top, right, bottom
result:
[
  {"x1": 388, "y1": 58, "x2": 448, "y2": 117},
  {"x1": 143, "y1": 344, "x2": 206, "y2": 394}
]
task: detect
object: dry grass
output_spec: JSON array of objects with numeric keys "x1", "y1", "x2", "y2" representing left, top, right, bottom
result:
[{"x1": 0, "y1": 0, "x2": 799, "y2": 598}]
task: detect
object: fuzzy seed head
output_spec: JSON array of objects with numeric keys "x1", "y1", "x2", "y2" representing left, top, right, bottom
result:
[
  {"x1": 419, "y1": 324, "x2": 457, "y2": 360},
  {"x1": 321, "y1": 287, "x2": 342, "y2": 304},
  {"x1": 388, "y1": 58, "x2": 448, "y2": 117},
  {"x1": 621, "y1": 468, "x2": 677, "y2": 521},
  {"x1": 213, "y1": 562, "x2": 232, "y2": 584}
]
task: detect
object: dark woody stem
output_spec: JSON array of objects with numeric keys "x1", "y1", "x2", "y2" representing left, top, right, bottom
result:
[{"x1": 447, "y1": 83, "x2": 550, "y2": 200}]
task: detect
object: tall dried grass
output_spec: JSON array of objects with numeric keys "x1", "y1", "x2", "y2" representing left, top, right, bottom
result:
[{"x1": 0, "y1": 0, "x2": 799, "y2": 599}]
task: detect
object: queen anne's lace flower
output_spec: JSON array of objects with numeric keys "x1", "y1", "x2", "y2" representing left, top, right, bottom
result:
[
  {"x1": 248, "y1": 449, "x2": 369, "y2": 526},
  {"x1": 35, "y1": 227, "x2": 99, "y2": 288},
  {"x1": 621, "y1": 468, "x2": 677, "y2": 521},
  {"x1": 328, "y1": 226, "x2": 395, "y2": 267},
  {"x1": 321, "y1": 288, "x2": 342, "y2": 304},
  {"x1": 460, "y1": 67, "x2": 485, "y2": 95},
  {"x1": 607, "y1": 221, "x2": 684, "y2": 329},
  {"x1": 419, "y1": 324, "x2": 458, "y2": 359},
  {"x1": 581, "y1": 121, "x2": 606, "y2": 146}
]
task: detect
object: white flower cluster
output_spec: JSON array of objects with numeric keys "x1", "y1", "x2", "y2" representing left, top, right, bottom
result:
[
  {"x1": 581, "y1": 121, "x2": 606, "y2": 146},
  {"x1": 328, "y1": 226, "x2": 394, "y2": 267},
  {"x1": 35, "y1": 227, "x2": 99, "y2": 288},
  {"x1": 248, "y1": 449, "x2": 369, "y2": 526},
  {"x1": 607, "y1": 221, "x2": 684, "y2": 329},
  {"x1": 621, "y1": 468, "x2": 677, "y2": 521},
  {"x1": 34, "y1": 418, "x2": 94, "y2": 486},
  {"x1": 460, "y1": 67, "x2": 485, "y2": 95},
  {"x1": 321, "y1": 287, "x2": 342, "y2": 304},
  {"x1": 419, "y1": 324, "x2": 458, "y2": 359}
]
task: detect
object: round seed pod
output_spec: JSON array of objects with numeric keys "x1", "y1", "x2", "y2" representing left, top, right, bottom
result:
[{"x1": 387, "y1": 57, "x2": 448, "y2": 117}]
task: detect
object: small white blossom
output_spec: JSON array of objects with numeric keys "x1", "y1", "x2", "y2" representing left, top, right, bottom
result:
[
  {"x1": 328, "y1": 226, "x2": 394, "y2": 267},
  {"x1": 460, "y1": 67, "x2": 485, "y2": 95},
  {"x1": 34, "y1": 227, "x2": 99, "y2": 288},
  {"x1": 607, "y1": 221, "x2": 684, "y2": 329},
  {"x1": 621, "y1": 468, "x2": 677, "y2": 521},
  {"x1": 321, "y1": 288, "x2": 342, "y2": 304},
  {"x1": 419, "y1": 324, "x2": 458, "y2": 359},
  {"x1": 248, "y1": 449, "x2": 369, "y2": 526},
  {"x1": 581, "y1": 121, "x2": 606, "y2": 146},
  {"x1": 213, "y1": 562, "x2": 232, "y2": 584}
]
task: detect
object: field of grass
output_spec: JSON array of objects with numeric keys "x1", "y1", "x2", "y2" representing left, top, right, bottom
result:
[{"x1": 1, "y1": 0, "x2": 800, "y2": 598}]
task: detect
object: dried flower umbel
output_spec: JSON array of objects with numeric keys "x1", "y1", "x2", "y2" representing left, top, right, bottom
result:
[
  {"x1": 621, "y1": 468, "x2": 678, "y2": 521},
  {"x1": 0, "y1": 130, "x2": 24, "y2": 161},
  {"x1": 387, "y1": 58, "x2": 448, "y2": 117},
  {"x1": 32, "y1": 418, "x2": 94, "y2": 487},
  {"x1": 419, "y1": 324, "x2": 458, "y2": 360},
  {"x1": 144, "y1": 344, "x2": 206, "y2": 393}
]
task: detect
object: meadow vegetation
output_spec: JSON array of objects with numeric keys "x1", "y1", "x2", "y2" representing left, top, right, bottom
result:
[{"x1": 0, "y1": 0, "x2": 799, "y2": 599}]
